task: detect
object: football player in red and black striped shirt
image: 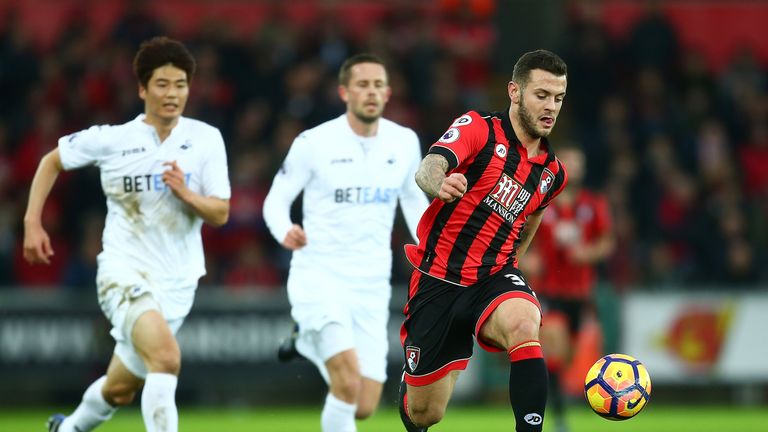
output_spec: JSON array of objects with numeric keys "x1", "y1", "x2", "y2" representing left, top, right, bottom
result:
[{"x1": 398, "y1": 50, "x2": 568, "y2": 432}]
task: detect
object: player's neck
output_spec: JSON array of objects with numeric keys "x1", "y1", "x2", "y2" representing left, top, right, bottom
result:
[
  {"x1": 346, "y1": 112, "x2": 379, "y2": 137},
  {"x1": 144, "y1": 113, "x2": 179, "y2": 142},
  {"x1": 521, "y1": 139, "x2": 542, "y2": 158},
  {"x1": 508, "y1": 108, "x2": 542, "y2": 158},
  {"x1": 512, "y1": 123, "x2": 541, "y2": 158}
]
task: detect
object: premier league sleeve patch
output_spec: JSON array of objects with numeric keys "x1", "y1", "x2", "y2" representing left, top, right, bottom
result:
[
  {"x1": 451, "y1": 114, "x2": 473, "y2": 127},
  {"x1": 439, "y1": 128, "x2": 460, "y2": 144}
]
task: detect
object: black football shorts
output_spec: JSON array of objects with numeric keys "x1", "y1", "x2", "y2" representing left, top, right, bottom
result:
[{"x1": 400, "y1": 265, "x2": 541, "y2": 386}]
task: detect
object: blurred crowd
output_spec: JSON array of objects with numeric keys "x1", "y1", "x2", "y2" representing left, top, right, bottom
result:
[{"x1": 0, "y1": 0, "x2": 765, "y2": 292}]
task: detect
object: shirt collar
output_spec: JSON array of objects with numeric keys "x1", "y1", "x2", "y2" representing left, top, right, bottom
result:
[{"x1": 133, "y1": 114, "x2": 186, "y2": 137}]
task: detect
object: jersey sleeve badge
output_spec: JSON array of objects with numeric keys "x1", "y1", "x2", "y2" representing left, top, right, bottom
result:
[
  {"x1": 439, "y1": 128, "x2": 461, "y2": 144},
  {"x1": 450, "y1": 114, "x2": 473, "y2": 127}
]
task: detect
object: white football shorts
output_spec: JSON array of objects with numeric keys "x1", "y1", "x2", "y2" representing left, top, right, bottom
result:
[
  {"x1": 97, "y1": 271, "x2": 194, "y2": 379},
  {"x1": 288, "y1": 271, "x2": 391, "y2": 383}
]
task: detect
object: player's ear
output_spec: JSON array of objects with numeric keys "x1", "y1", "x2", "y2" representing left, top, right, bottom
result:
[
  {"x1": 138, "y1": 84, "x2": 147, "y2": 101},
  {"x1": 383, "y1": 85, "x2": 392, "y2": 103},
  {"x1": 338, "y1": 85, "x2": 349, "y2": 103},
  {"x1": 508, "y1": 81, "x2": 520, "y2": 104}
]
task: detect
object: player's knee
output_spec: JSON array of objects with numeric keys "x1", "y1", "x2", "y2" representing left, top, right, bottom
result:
[
  {"x1": 145, "y1": 344, "x2": 181, "y2": 374},
  {"x1": 103, "y1": 382, "x2": 137, "y2": 406},
  {"x1": 331, "y1": 369, "x2": 362, "y2": 402},
  {"x1": 408, "y1": 399, "x2": 446, "y2": 427},
  {"x1": 336, "y1": 376, "x2": 362, "y2": 402},
  {"x1": 504, "y1": 316, "x2": 540, "y2": 346},
  {"x1": 355, "y1": 403, "x2": 377, "y2": 420}
]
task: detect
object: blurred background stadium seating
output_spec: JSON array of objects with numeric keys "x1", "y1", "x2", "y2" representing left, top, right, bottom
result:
[{"x1": 0, "y1": 0, "x2": 766, "y2": 408}]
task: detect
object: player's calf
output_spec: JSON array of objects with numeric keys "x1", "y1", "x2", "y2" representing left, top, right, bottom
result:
[
  {"x1": 398, "y1": 371, "x2": 428, "y2": 432},
  {"x1": 508, "y1": 340, "x2": 548, "y2": 432},
  {"x1": 103, "y1": 381, "x2": 138, "y2": 407}
]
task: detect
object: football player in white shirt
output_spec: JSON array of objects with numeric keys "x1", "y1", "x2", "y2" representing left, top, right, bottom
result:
[
  {"x1": 263, "y1": 53, "x2": 428, "y2": 432},
  {"x1": 22, "y1": 37, "x2": 231, "y2": 432}
]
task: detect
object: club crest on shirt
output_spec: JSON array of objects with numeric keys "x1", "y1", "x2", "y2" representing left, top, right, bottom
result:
[
  {"x1": 451, "y1": 114, "x2": 473, "y2": 127},
  {"x1": 439, "y1": 128, "x2": 460, "y2": 144},
  {"x1": 406, "y1": 346, "x2": 421, "y2": 372},
  {"x1": 539, "y1": 168, "x2": 554, "y2": 194}
]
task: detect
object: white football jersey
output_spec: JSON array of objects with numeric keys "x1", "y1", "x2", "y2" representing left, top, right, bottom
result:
[
  {"x1": 263, "y1": 114, "x2": 428, "y2": 284},
  {"x1": 58, "y1": 114, "x2": 231, "y2": 288}
]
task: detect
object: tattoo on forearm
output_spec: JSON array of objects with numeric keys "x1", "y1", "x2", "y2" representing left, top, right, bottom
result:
[{"x1": 415, "y1": 154, "x2": 449, "y2": 197}]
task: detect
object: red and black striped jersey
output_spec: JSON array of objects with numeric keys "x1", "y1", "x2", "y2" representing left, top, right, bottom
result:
[{"x1": 404, "y1": 110, "x2": 568, "y2": 286}]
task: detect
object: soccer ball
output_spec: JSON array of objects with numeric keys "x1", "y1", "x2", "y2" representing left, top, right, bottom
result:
[{"x1": 584, "y1": 353, "x2": 651, "y2": 421}]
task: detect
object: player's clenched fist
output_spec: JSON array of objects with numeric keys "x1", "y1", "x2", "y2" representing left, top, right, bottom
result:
[
  {"x1": 438, "y1": 173, "x2": 467, "y2": 203},
  {"x1": 162, "y1": 160, "x2": 190, "y2": 200},
  {"x1": 282, "y1": 224, "x2": 308, "y2": 250},
  {"x1": 23, "y1": 223, "x2": 54, "y2": 264}
]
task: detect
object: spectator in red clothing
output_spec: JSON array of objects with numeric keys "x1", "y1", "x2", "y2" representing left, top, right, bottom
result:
[
  {"x1": 437, "y1": 0, "x2": 494, "y2": 108},
  {"x1": 523, "y1": 145, "x2": 614, "y2": 432},
  {"x1": 0, "y1": 122, "x2": 15, "y2": 285},
  {"x1": 61, "y1": 211, "x2": 103, "y2": 291},
  {"x1": 210, "y1": 148, "x2": 274, "y2": 277},
  {"x1": 739, "y1": 122, "x2": 768, "y2": 200},
  {"x1": 223, "y1": 240, "x2": 282, "y2": 290},
  {"x1": 738, "y1": 122, "x2": 768, "y2": 267},
  {"x1": 12, "y1": 107, "x2": 64, "y2": 187}
]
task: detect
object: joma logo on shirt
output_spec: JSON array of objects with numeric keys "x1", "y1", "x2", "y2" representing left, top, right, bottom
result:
[
  {"x1": 331, "y1": 158, "x2": 353, "y2": 164},
  {"x1": 121, "y1": 147, "x2": 146, "y2": 156}
]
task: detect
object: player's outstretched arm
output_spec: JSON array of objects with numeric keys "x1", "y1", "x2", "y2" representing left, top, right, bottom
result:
[
  {"x1": 415, "y1": 153, "x2": 466, "y2": 203},
  {"x1": 23, "y1": 148, "x2": 64, "y2": 264},
  {"x1": 162, "y1": 161, "x2": 230, "y2": 227}
]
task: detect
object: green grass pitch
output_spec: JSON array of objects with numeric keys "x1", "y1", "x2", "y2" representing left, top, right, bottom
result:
[{"x1": 2, "y1": 405, "x2": 766, "y2": 431}]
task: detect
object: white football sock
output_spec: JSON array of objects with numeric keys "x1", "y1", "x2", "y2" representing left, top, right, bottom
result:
[
  {"x1": 141, "y1": 372, "x2": 178, "y2": 432},
  {"x1": 321, "y1": 393, "x2": 357, "y2": 432},
  {"x1": 60, "y1": 376, "x2": 116, "y2": 432}
]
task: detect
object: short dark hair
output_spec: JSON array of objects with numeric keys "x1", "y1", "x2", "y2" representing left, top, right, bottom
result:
[
  {"x1": 133, "y1": 36, "x2": 196, "y2": 88},
  {"x1": 338, "y1": 53, "x2": 387, "y2": 86},
  {"x1": 512, "y1": 49, "x2": 567, "y2": 87}
]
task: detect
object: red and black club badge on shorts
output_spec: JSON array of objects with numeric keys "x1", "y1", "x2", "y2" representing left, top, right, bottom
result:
[{"x1": 406, "y1": 346, "x2": 421, "y2": 372}]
